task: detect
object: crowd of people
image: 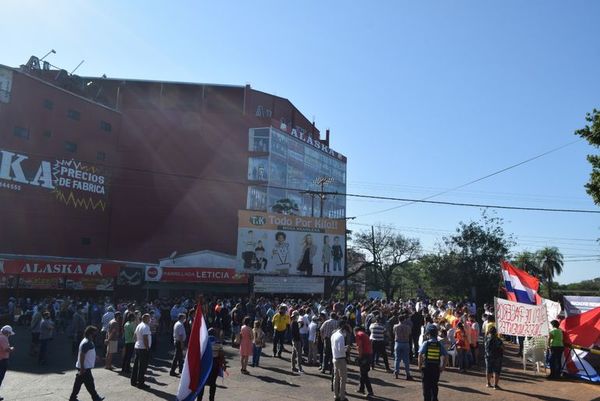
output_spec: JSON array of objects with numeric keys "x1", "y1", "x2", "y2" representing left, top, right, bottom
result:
[{"x1": 0, "y1": 294, "x2": 563, "y2": 401}]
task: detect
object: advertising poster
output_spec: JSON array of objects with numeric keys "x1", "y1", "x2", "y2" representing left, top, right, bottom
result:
[
  {"x1": 236, "y1": 210, "x2": 346, "y2": 276},
  {"x1": 145, "y1": 266, "x2": 248, "y2": 284},
  {"x1": 254, "y1": 276, "x2": 324, "y2": 294},
  {"x1": 495, "y1": 297, "x2": 549, "y2": 337},
  {"x1": 2, "y1": 260, "x2": 121, "y2": 278},
  {"x1": 18, "y1": 276, "x2": 64, "y2": 290},
  {"x1": 0, "y1": 148, "x2": 110, "y2": 212},
  {"x1": 117, "y1": 267, "x2": 144, "y2": 286},
  {"x1": 65, "y1": 277, "x2": 114, "y2": 291}
]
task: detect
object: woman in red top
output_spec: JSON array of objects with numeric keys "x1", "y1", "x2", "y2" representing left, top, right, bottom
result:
[{"x1": 455, "y1": 322, "x2": 470, "y2": 373}]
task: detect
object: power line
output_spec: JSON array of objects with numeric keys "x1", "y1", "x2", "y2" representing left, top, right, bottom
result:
[
  {"x1": 336, "y1": 191, "x2": 600, "y2": 214},
  {"x1": 356, "y1": 138, "x2": 584, "y2": 217}
]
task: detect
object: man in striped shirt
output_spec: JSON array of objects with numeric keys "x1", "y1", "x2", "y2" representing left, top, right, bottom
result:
[
  {"x1": 369, "y1": 318, "x2": 390, "y2": 371},
  {"x1": 319, "y1": 312, "x2": 338, "y2": 374}
]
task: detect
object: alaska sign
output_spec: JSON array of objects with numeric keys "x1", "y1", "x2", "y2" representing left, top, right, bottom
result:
[{"x1": 0, "y1": 149, "x2": 109, "y2": 211}]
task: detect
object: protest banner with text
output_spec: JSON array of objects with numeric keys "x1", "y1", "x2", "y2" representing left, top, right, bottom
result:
[{"x1": 495, "y1": 297, "x2": 549, "y2": 337}]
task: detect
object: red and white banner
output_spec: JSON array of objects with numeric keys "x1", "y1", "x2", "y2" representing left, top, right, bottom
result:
[
  {"x1": 0, "y1": 260, "x2": 121, "y2": 278},
  {"x1": 145, "y1": 266, "x2": 248, "y2": 284},
  {"x1": 494, "y1": 297, "x2": 549, "y2": 337}
]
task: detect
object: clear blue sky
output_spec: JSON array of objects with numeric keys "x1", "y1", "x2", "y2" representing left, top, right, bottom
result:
[{"x1": 2, "y1": 1, "x2": 599, "y2": 283}]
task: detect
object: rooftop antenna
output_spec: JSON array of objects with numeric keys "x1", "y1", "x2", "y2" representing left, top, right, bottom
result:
[
  {"x1": 70, "y1": 59, "x2": 85, "y2": 75},
  {"x1": 40, "y1": 49, "x2": 56, "y2": 61}
]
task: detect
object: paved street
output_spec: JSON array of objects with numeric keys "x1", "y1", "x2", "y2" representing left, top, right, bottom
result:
[{"x1": 1, "y1": 328, "x2": 598, "y2": 401}]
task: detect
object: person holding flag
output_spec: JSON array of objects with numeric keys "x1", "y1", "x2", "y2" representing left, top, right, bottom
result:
[
  {"x1": 198, "y1": 328, "x2": 226, "y2": 401},
  {"x1": 176, "y1": 301, "x2": 214, "y2": 401}
]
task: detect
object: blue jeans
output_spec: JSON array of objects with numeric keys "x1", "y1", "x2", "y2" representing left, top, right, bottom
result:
[
  {"x1": 394, "y1": 341, "x2": 410, "y2": 376},
  {"x1": 252, "y1": 344, "x2": 262, "y2": 366},
  {"x1": 301, "y1": 333, "x2": 309, "y2": 355}
]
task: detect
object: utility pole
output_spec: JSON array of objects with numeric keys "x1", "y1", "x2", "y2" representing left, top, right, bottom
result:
[{"x1": 302, "y1": 176, "x2": 334, "y2": 218}]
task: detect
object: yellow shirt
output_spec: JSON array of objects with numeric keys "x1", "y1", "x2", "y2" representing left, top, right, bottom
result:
[{"x1": 272, "y1": 313, "x2": 290, "y2": 332}]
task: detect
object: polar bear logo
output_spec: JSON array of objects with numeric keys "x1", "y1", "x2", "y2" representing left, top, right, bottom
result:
[{"x1": 85, "y1": 264, "x2": 102, "y2": 276}]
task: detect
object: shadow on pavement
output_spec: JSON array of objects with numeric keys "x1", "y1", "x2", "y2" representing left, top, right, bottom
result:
[
  {"x1": 493, "y1": 388, "x2": 575, "y2": 401},
  {"x1": 439, "y1": 382, "x2": 491, "y2": 395},
  {"x1": 254, "y1": 374, "x2": 300, "y2": 387}
]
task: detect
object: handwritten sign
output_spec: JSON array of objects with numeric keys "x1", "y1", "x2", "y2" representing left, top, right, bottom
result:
[{"x1": 494, "y1": 297, "x2": 549, "y2": 337}]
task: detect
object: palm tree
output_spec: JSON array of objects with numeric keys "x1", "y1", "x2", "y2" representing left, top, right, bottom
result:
[
  {"x1": 536, "y1": 247, "x2": 564, "y2": 299},
  {"x1": 513, "y1": 251, "x2": 542, "y2": 277}
]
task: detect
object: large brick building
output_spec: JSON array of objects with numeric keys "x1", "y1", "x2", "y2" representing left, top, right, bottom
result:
[{"x1": 0, "y1": 55, "x2": 347, "y2": 272}]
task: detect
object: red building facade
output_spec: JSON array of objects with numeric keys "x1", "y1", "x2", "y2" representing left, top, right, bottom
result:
[{"x1": 0, "y1": 58, "x2": 346, "y2": 267}]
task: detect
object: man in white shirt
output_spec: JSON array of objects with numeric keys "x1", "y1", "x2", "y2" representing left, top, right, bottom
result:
[
  {"x1": 307, "y1": 316, "x2": 319, "y2": 366},
  {"x1": 299, "y1": 308, "x2": 310, "y2": 356},
  {"x1": 69, "y1": 326, "x2": 104, "y2": 401},
  {"x1": 331, "y1": 321, "x2": 349, "y2": 401},
  {"x1": 131, "y1": 314, "x2": 151, "y2": 389},
  {"x1": 170, "y1": 313, "x2": 187, "y2": 376}
]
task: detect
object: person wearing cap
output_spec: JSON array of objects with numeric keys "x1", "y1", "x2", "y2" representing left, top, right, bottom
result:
[
  {"x1": 0, "y1": 325, "x2": 15, "y2": 400},
  {"x1": 271, "y1": 305, "x2": 290, "y2": 358},
  {"x1": 418, "y1": 324, "x2": 447, "y2": 401}
]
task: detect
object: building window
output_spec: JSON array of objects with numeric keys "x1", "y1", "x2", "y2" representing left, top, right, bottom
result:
[
  {"x1": 96, "y1": 151, "x2": 106, "y2": 161},
  {"x1": 67, "y1": 109, "x2": 81, "y2": 121},
  {"x1": 247, "y1": 186, "x2": 267, "y2": 211},
  {"x1": 43, "y1": 99, "x2": 54, "y2": 110},
  {"x1": 13, "y1": 126, "x2": 29, "y2": 139},
  {"x1": 100, "y1": 121, "x2": 112, "y2": 132},
  {"x1": 81, "y1": 237, "x2": 91, "y2": 245},
  {"x1": 65, "y1": 141, "x2": 77, "y2": 153},
  {"x1": 249, "y1": 128, "x2": 270, "y2": 152},
  {"x1": 42, "y1": 130, "x2": 52, "y2": 138},
  {"x1": 248, "y1": 157, "x2": 268, "y2": 181}
]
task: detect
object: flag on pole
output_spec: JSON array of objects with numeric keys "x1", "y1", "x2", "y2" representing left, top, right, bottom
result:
[
  {"x1": 560, "y1": 306, "x2": 600, "y2": 382},
  {"x1": 500, "y1": 260, "x2": 541, "y2": 305},
  {"x1": 176, "y1": 305, "x2": 213, "y2": 401}
]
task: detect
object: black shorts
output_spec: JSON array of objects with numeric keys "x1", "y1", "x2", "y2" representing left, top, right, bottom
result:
[
  {"x1": 485, "y1": 358, "x2": 502, "y2": 374},
  {"x1": 32, "y1": 332, "x2": 40, "y2": 344}
]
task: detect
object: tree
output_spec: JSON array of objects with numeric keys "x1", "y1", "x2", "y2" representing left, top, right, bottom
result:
[
  {"x1": 433, "y1": 212, "x2": 514, "y2": 306},
  {"x1": 513, "y1": 251, "x2": 542, "y2": 277},
  {"x1": 537, "y1": 247, "x2": 564, "y2": 299},
  {"x1": 353, "y1": 225, "x2": 421, "y2": 299},
  {"x1": 574, "y1": 108, "x2": 600, "y2": 205},
  {"x1": 325, "y1": 247, "x2": 369, "y2": 298}
]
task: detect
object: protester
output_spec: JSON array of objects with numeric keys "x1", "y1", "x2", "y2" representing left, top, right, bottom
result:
[
  {"x1": 291, "y1": 310, "x2": 304, "y2": 373},
  {"x1": 38, "y1": 311, "x2": 54, "y2": 365},
  {"x1": 197, "y1": 328, "x2": 226, "y2": 401},
  {"x1": 369, "y1": 317, "x2": 390, "y2": 372},
  {"x1": 251, "y1": 319, "x2": 265, "y2": 368},
  {"x1": 308, "y1": 316, "x2": 319, "y2": 366},
  {"x1": 418, "y1": 325, "x2": 447, "y2": 401},
  {"x1": 0, "y1": 325, "x2": 15, "y2": 401},
  {"x1": 170, "y1": 313, "x2": 187, "y2": 377},
  {"x1": 320, "y1": 312, "x2": 338, "y2": 374},
  {"x1": 239, "y1": 317, "x2": 252, "y2": 374},
  {"x1": 454, "y1": 322, "x2": 469, "y2": 373},
  {"x1": 30, "y1": 307, "x2": 42, "y2": 357},
  {"x1": 105, "y1": 311, "x2": 121, "y2": 370},
  {"x1": 272, "y1": 305, "x2": 290, "y2": 358},
  {"x1": 547, "y1": 319, "x2": 564, "y2": 380},
  {"x1": 393, "y1": 314, "x2": 413, "y2": 380},
  {"x1": 484, "y1": 326, "x2": 504, "y2": 389},
  {"x1": 121, "y1": 313, "x2": 136, "y2": 375},
  {"x1": 69, "y1": 325, "x2": 105, "y2": 401},
  {"x1": 331, "y1": 321, "x2": 348, "y2": 401},
  {"x1": 131, "y1": 313, "x2": 151, "y2": 389},
  {"x1": 354, "y1": 326, "x2": 374, "y2": 397}
]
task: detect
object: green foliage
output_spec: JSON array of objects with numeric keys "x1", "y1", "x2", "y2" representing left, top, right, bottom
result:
[
  {"x1": 557, "y1": 277, "x2": 600, "y2": 295},
  {"x1": 416, "y1": 212, "x2": 514, "y2": 305},
  {"x1": 353, "y1": 225, "x2": 421, "y2": 299},
  {"x1": 574, "y1": 108, "x2": 600, "y2": 205},
  {"x1": 512, "y1": 251, "x2": 542, "y2": 277},
  {"x1": 536, "y1": 247, "x2": 564, "y2": 299}
]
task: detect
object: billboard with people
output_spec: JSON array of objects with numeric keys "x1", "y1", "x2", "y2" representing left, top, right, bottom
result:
[{"x1": 236, "y1": 210, "x2": 345, "y2": 276}]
